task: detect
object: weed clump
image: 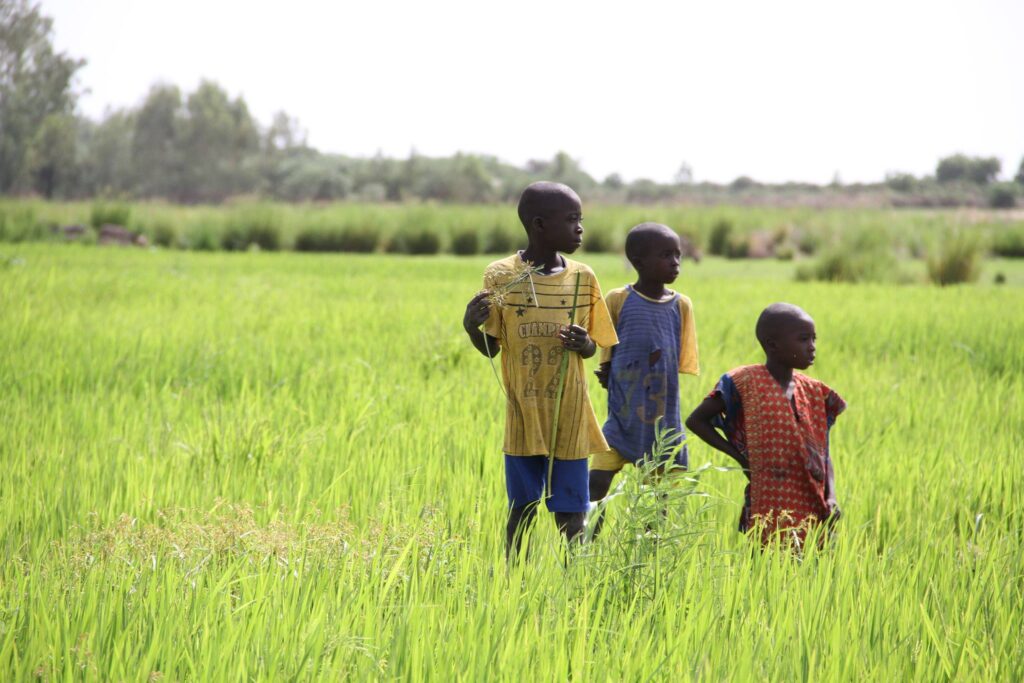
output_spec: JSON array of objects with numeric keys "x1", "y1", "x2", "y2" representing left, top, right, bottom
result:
[
  {"x1": 927, "y1": 233, "x2": 982, "y2": 285},
  {"x1": 387, "y1": 229, "x2": 441, "y2": 255},
  {"x1": 991, "y1": 227, "x2": 1024, "y2": 258},
  {"x1": 222, "y1": 206, "x2": 282, "y2": 251},
  {"x1": 483, "y1": 226, "x2": 517, "y2": 254},
  {"x1": 707, "y1": 219, "x2": 732, "y2": 256},
  {"x1": 90, "y1": 202, "x2": 131, "y2": 228}
]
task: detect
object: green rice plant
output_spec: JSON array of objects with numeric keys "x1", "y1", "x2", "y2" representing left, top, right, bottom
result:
[
  {"x1": 222, "y1": 204, "x2": 282, "y2": 251},
  {"x1": 927, "y1": 232, "x2": 983, "y2": 285},
  {"x1": 0, "y1": 246, "x2": 1022, "y2": 680},
  {"x1": 89, "y1": 201, "x2": 131, "y2": 227}
]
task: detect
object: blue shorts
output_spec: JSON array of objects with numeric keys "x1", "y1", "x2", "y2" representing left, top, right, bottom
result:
[{"x1": 504, "y1": 455, "x2": 589, "y2": 513}]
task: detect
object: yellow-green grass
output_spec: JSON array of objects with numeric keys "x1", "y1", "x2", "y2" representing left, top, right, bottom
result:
[{"x1": 1, "y1": 245, "x2": 1022, "y2": 680}]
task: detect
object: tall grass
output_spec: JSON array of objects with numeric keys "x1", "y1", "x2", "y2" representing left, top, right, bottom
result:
[{"x1": 0, "y1": 246, "x2": 1021, "y2": 680}]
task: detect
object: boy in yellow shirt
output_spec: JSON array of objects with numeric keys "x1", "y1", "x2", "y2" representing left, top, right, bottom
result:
[{"x1": 463, "y1": 181, "x2": 618, "y2": 559}]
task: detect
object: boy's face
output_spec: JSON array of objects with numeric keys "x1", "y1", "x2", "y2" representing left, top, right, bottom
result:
[
  {"x1": 635, "y1": 231, "x2": 682, "y2": 284},
  {"x1": 771, "y1": 316, "x2": 817, "y2": 369},
  {"x1": 537, "y1": 194, "x2": 583, "y2": 253}
]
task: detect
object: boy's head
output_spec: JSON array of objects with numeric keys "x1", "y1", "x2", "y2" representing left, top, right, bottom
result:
[
  {"x1": 755, "y1": 303, "x2": 816, "y2": 369},
  {"x1": 624, "y1": 222, "x2": 682, "y2": 285},
  {"x1": 517, "y1": 182, "x2": 583, "y2": 254}
]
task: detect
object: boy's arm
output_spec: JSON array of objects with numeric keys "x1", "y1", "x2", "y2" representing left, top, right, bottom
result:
[
  {"x1": 463, "y1": 292, "x2": 500, "y2": 358},
  {"x1": 685, "y1": 395, "x2": 749, "y2": 472}
]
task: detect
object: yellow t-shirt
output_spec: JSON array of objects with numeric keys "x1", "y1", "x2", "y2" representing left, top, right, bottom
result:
[
  {"x1": 599, "y1": 286, "x2": 699, "y2": 375},
  {"x1": 483, "y1": 254, "x2": 618, "y2": 460}
]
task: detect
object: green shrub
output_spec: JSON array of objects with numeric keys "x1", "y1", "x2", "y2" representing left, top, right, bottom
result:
[
  {"x1": 582, "y1": 229, "x2": 613, "y2": 253},
  {"x1": 183, "y1": 223, "x2": 219, "y2": 251},
  {"x1": 150, "y1": 222, "x2": 177, "y2": 248},
  {"x1": 450, "y1": 229, "x2": 479, "y2": 255},
  {"x1": 90, "y1": 202, "x2": 131, "y2": 228},
  {"x1": 991, "y1": 227, "x2": 1024, "y2": 258},
  {"x1": 989, "y1": 183, "x2": 1018, "y2": 209},
  {"x1": 795, "y1": 246, "x2": 898, "y2": 283},
  {"x1": 927, "y1": 234, "x2": 982, "y2": 286},
  {"x1": 707, "y1": 219, "x2": 732, "y2": 256},
  {"x1": 339, "y1": 227, "x2": 379, "y2": 253},
  {"x1": 405, "y1": 229, "x2": 441, "y2": 255},
  {"x1": 0, "y1": 205, "x2": 43, "y2": 242},
  {"x1": 222, "y1": 206, "x2": 282, "y2": 251},
  {"x1": 294, "y1": 229, "x2": 347, "y2": 253},
  {"x1": 724, "y1": 234, "x2": 749, "y2": 259},
  {"x1": 483, "y1": 226, "x2": 517, "y2": 254}
]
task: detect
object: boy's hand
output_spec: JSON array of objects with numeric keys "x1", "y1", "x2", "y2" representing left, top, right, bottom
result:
[
  {"x1": 558, "y1": 324, "x2": 594, "y2": 355},
  {"x1": 464, "y1": 291, "x2": 492, "y2": 331},
  {"x1": 594, "y1": 361, "x2": 611, "y2": 389}
]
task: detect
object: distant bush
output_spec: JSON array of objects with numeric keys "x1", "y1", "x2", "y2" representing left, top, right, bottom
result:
[
  {"x1": 339, "y1": 227, "x2": 379, "y2": 253},
  {"x1": 583, "y1": 229, "x2": 613, "y2": 253},
  {"x1": 222, "y1": 206, "x2": 282, "y2": 251},
  {"x1": 795, "y1": 234, "x2": 898, "y2": 283},
  {"x1": 149, "y1": 222, "x2": 177, "y2": 248},
  {"x1": 388, "y1": 229, "x2": 441, "y2": 255},
  {"x1": 988, "y1": 183, "x2": 1018, "y2": 209},
  {"x1": 885, "y1": 173, "x2": 917, "y2": 192},
  {"x1": 927, "y1": 234, "x2": 982, "y2": 285},
  {"x1": 294, "y1": 228, "x2": 347, "y2": 253},
  {"x1": 90, "y1": 202, "x2": 131, "y2": 228},
  {"x1": 184, "y1": 224, "x2": 218, "y2": 251},
  {"x1": 707, "y1": 219, "x2": 732, "y2": 256},
  {"x1": 483, "y1": 226, "x2": 517, "y2": 254},
  {"x1": 991, "y1": 227, "x2": 1024, "y2": 258},
  {"x1": 450, "y1": 229, "x2": 479, "y2": 255},
  {"x1": 0, "y1": 205, "x2": 43, "y2": 242},
  {"x1": 724, "y1": 234, "x2": 750, "y2": 259}
]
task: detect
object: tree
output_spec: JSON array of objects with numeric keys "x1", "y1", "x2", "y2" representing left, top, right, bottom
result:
[
  {"x1": 25, "y1": 112, "x2": 76, "y2": 197},
  {"x1": 1016, "y1": 157, "x2": 1024, "y2": 185},
  {"x1": 131, "y1": 83, "x2": 185, "y2": 199},
  {"x1": 78, "y1": 109, "x2": 136, "y2": 196},
  {"x1": 178, "y1": 80, "x2": 259, "y2": 202},
  {"x1": 936, "y1": 154, "x2": 1001, "y2": 185},
  {"x1": 0, "y1": 0, "x2": 84, "y2": 193}
]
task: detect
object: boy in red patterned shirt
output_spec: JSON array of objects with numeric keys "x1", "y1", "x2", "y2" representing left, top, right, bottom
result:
[{"x1": 686, "y1": 303, "x2": 845, "y2": 548}]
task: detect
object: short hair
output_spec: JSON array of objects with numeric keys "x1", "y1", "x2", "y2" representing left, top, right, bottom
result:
[
  {"x1": 624, "y1": 222, "x2": 677, "y2": 263},
  {"x1": 755, "y1": 302, "x2": 812, "y2": 350},
  {"x1": 517, "y1": 182, "x2": 579, "y2": 231}
]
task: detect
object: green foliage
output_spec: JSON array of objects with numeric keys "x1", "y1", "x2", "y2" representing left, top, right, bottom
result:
[
  {"x1": 885, "y1": 172, "x2": 917, "y2": 192},
  {"x1": 0, "y1": 202, "x2": 41, "y2": 241},
  {"x1": 2, "y1": 248, "x2": 1023, "y2": 680},
  {"x1": 388, "y1": 229, "x2": 441, "y2": 255},
  {"x1": 927, "y1": 233, "x2": 983, "y2": 285},
  {"x1": 936, "y1": 154, "x2": 1001, "y2": 185},
  {"x1": 0, "y1": 0, "x2": 84, "y2": 194},
  {"x1": 483, "y1": 225, "x2": 517, "y2": 254},
  {"x1": 449, "y1": 229, "x2": 479, "y2": 255},
  {"x1": 707, "y1": 219, "x2": 732, "y2": 256},
  {"x1": 988, "y1": 182, "x2": 1018, "y2": 209},
  {"x1": 991, "y1": 227, "x2": 1024, "y2": 258},
  {"x1": 724, "y1": 234, "x2": 750, "y2": 259},
  {"x1": 89, "y1": 201, "x2": 131, "y2": 227},
  {"x1": 221, "y1": 205, "x2": 281, "y2": 251},
  {"x1": 582, "y1": 228, "x2": 614, "y2": 253},
  {"x1": 293, "y1": 228, "x2": 346, "y2": 253},
  {"x1": 796, "y1": 230, "x2": 899, "y2": 283},
  {"x1": 149, "y1": 221, "x2": 177, "y2": 248}
]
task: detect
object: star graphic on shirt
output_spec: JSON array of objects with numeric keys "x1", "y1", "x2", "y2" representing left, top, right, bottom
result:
[
  {"x1": 515, "y1": 307, "x2": 526, "y2": 317},
  {"x1": 560, "y1": 299, "x2": 567, "y2": 305},
  {"x1": 526, "y1": 296, "x2": 533, "y2": 304},
  {"x1": 567, "y1": 311, "x2": 574, "y2": 320}
]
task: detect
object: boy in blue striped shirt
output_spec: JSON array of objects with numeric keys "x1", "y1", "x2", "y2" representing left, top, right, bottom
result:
[{"x1": 590, "y1": 222, "x2": 700, "y2": 516}]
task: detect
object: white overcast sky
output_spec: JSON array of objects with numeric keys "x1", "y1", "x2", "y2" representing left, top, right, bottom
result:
[{"x1": 42, "y1": 0, "x2": 1024, "y2": 184}]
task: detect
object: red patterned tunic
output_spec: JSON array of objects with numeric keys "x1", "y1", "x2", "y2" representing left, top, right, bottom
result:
[{"x1": 710, "y1": 364, "x2": 846, "y2": 546}]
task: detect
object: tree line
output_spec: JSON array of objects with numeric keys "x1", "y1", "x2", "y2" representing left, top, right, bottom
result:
[{"x1": 2, "y1": 0, "x2": 1023, "y2": 207}]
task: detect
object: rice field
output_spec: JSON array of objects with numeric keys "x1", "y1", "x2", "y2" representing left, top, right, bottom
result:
[{"x1": 1, "y1": 244, "x2": 1022, "y2": 680}]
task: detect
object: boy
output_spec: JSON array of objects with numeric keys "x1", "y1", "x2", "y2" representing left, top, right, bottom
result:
[
  {"x1": 685, "y1": 303, "x2": 845, "y2": 548},
  {"x1": 463, "y1": 181, "x2": 617, "y2": 559},
  {"x1": 589, "y1": 223, "x2": 700, "y2": 518}
]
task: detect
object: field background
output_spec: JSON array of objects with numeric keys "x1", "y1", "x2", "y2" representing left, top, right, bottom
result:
[{"x1": 2, "y1": 240, "x2": 1022, "y2": 680}]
